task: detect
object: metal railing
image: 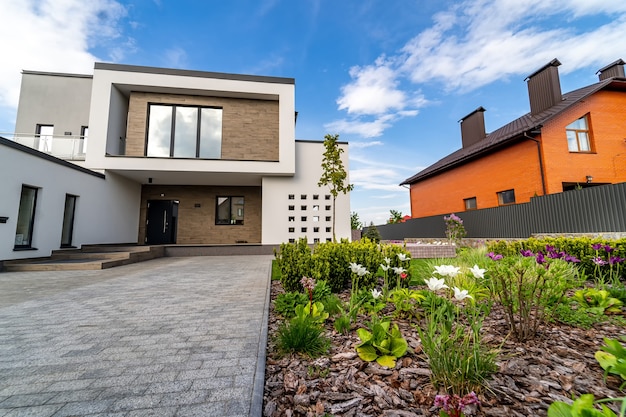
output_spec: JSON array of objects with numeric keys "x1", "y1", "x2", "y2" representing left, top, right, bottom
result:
[{"x1": 0, "y1": 132, "x2": 86, "y2": 161}]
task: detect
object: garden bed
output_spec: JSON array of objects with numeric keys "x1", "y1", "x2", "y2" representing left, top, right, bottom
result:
[{"x1": 262, "y1": 279, "x2": 625, "y2": 417}]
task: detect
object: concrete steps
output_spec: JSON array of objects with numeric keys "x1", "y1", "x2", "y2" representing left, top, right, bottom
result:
[{"x1": 4, "y1": 245, "x2": 165, "y2": 272}]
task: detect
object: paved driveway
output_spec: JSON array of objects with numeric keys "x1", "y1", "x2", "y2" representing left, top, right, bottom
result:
[{"x1": 0, "y1": 256, "x2": 273, "y2": 417}]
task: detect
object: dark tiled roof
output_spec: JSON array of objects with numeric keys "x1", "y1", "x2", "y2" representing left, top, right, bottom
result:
[{"x1": 401, "y1": 78, "x2": 626, "y2": 185}]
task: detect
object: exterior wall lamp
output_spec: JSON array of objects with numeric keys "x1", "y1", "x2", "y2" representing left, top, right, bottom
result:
[{"x1": 586, "y1": 175, "x2": 593, "y2": 183}]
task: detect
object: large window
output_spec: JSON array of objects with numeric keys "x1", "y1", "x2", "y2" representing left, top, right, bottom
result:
[
  {"x1": 566, "y1": 115, "x2": 592, "y2": 152},
  {"x1": 216, "y1": 196, "x2": 244, "y2": 225},
  {"x1": 15, "y1": 185, "x2": 38, "y2": 249},
  {"x1": 147, "y1": 104, "x2": 222, "y2": 158},
  {"x1": 497, "y1": 189, "x2": 516, "y2": 205},
  {"x1": 36, "y1": 124, "x2": 54, "y2": 153}
]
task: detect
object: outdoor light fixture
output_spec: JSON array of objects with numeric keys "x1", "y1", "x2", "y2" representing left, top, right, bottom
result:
[
  {"x1": 148, "y1": 177, "x2": 153, "y2": 183},
  {"x1": 586, "y1": 175, "x2": 593, "y2": 183},
  {"x1": 0, "y1": 216, "x2": 8, "y2": 224}
]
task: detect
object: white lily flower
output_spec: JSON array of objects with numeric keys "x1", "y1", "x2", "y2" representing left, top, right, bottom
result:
[
  {"x1": 380, "y1": 264, "x2": 390, "y2": 271},
  {"x1": 425, "y1": 277, "x2": 449, "y2": 292},
  {"x1": 371, "y1": 288, "x2": 382, "y2": 299},
  {"x1": 469, "y1": 264, "x2": 486, "y2": 279},
  {"x1": 357, "y1": 266, "x2": 369, "y2": 276},
  {"x1": 349, "y1": 262, "x2": 361, "y2": 273},
  {"x1": 453, "y1": 287, "x2": 473, "y2": 301},
  {"x1": 433, "y1": 265, "x2": 461, "y2": 277},
  {"x1": 397, "y1": 253, "x2": 409, "y2": 262},
  {"x1": 392, "y1": 266, "x2": 406, "y2": 275},
  {"x1": 384, "y1": 257, "x2": 391, "y2": 265}
]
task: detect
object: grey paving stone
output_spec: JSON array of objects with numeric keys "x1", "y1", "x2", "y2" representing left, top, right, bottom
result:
[
  {"x1": 2, "y1": 404, "x2": 63, "y2": 417},
  {"x1": 51, "y1": 399, "x2": 114, "y2": 416},
  {"x1": 0, "y1": 393, "x2": 56, "y2": 407}
]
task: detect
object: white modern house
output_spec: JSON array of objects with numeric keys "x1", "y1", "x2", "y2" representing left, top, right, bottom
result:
[{"x1": 0, "y1": 63, "x2": 351, "y2": 262}]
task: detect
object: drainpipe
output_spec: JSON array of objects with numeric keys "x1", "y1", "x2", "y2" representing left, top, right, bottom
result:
[{"x1": 523, "y1": 129, "x2": 547, "y2": 196}]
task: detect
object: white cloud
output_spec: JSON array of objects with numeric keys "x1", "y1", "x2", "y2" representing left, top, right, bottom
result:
[
  {"x1": 349, "y1": 140, "x2": 384, "y2": 149},
  {"x1": 0, "y1": 0, "x2": 129, "y2": 127},
  {"x1": 163, "y1": 47, "x2": 189, "y2": 69},
  {"x1": 325, "y1": 111, "x2": 420, "y2": 138}
]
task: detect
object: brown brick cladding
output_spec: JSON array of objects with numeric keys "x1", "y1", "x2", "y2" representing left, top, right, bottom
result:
[
  {"x1": 409, "y1": 89, "x2": 626, "y2": 218},
  {"x1": 139, "y1": 185, "x2": 262, "y2": 244},
  {"x1": 126, "y1": 92, "x2": 279, "y2": 160}
]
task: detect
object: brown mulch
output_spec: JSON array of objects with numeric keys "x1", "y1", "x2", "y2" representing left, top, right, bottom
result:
[{"x1": 262, "y1": 281, "x2": 625, "y2": 417}]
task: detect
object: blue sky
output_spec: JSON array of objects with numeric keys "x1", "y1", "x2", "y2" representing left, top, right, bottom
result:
[{"x1": 1, "y1": 0, "x2": 625, "y2": 225}]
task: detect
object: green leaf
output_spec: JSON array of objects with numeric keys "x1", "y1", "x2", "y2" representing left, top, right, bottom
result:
[
  {"x1": 595, "y1": 351, "x2": 617, "y2": 372},
  {"x1": 356, "y1": 345, "x2": 378, "y2": 362},
  {"x1": 376, "y1": 355, "x2": 396, "y2": 368},
  {"x1": 390, "y1": 337, "x2": 408, "y2": 358},
  {"x1": 547, "y1": 402, "x2": 573, "y2": 417},
  {"x1": 356, "y1": 328, "x2": 372, "y2": 344}
]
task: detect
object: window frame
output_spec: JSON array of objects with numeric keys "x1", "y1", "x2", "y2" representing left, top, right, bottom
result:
[
  {"x1": 146, "y1": 103, "x2": 223, "y2": 159},
  {"x1": 464, "y1": 197, "x2": 477, "y2": 211},
  {"x1": 497, "y1": 189, "x2": 516, "y2": 206},
  {"x1": 215, "y1": 196, "x2": 245, "y2": 225},
  {"x1": 14, "y1": 185, "x2": 38, "y2": 249},
  {"x1": 565, "y1": 114, "x2": 593, "y2": 153}
]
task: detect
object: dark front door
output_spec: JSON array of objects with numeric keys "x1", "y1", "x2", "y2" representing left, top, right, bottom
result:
[{"x1": 146, "y1": 200, "x2": 178, "y2": 244}]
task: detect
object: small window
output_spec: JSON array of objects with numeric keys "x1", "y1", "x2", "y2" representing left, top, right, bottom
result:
[
  {"x1": 36, "y1": 124, "x2": 54, "y2": 153},
  {"x1": 301, "y1": 194, "x2": 307, "y2": 200},
  {"x1": 497, "y1": 189, "x2": 516, "y2": 205},
  {"x1": 301, "y1": 216, "x2": 307, "y2": 221},
  {"x1": 288, "y1": 205, "x2": 295, "y2": 211},
  {"x1": 325, "y1": 205, "x2": 331, "y2": 210},
  {"x1": 301, "y1": 227, "x2": 307, "y2": 232},
  {"x1": 288, "y1": 194, "x2": 295, "y2": 200},
  {"x1": 313, "y1": 195, "x2": 319, "y2": 200},
  {"x1": 14, "y1": 185, "x2": 38, "y2": 249},
  {"x1": 314, "y1": 227, "x2": 319, "y2": 232},
  {"x1": 326, "y1": 227, "x2": 331, "y2": 233},
  {"x1": 566, "y1": 114, "x2": 592, "y2": 152},
  {"x1": 312, "y1": 205, "x2": 319, "y2": 211},
  {"x1": 464, "y1": 197, "x2": 477, "y2": 210},
  {"x1": 216, "y1": 196, "x2": 244, "y2": 225},
  {"x1": 325, "y1": 216, "x2": 331, "y2": 222},
  {"x1": 326, "y1": 238, "x2": 332, "y2": 242},
  {"x1": 289, "y1": 227, "x2": 295, "y2": 233},
  {"x1": 314, "y1": 238, "x2": 320, "y2": 243},
  {"x1": 289, "y1": 238, "x2": 295, "y2": 243},
  {"x1": 301, "y1": 205, "x2": 307, "y2": 210},
  {"x1": 325, "y1": 195, "x2": 331, "y2": 200},
  {"x1": 313, "y1": 216, "x2": 319, "y2": 222},
  {"x1": 288, "y1": 216, "x2": 295, "y2": 222}
]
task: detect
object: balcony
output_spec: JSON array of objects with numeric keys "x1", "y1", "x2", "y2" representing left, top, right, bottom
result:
[{"x1": 0, "y1": 133, "x2": 86, "y2": 161}]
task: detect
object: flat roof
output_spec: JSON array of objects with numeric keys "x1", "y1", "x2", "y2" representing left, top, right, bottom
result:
[{"x1": 94, "y1": 62, "x2": 295, "y2": 85}]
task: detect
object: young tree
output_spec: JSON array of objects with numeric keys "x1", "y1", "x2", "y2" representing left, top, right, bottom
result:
[
  {"x1": 363, "y1": 221, "x2": 381, "y2": 243},
  {"x1": 350, "y1": 211, "x2": 363, "y2": 230},
  {"x1": 318, "y1": 134, "x2": 354, "y2": 241},
  {"x1": 387, "y1": 209, "x2": 403, "y2": 224}
]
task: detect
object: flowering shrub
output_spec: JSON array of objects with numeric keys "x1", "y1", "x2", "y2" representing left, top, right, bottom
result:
[
  {"x1": 435, "y1": 392, "x2": 480, "y2": 417},
  {"x1": 444, "y1": 213, "x2": 467, "y2": 246}
]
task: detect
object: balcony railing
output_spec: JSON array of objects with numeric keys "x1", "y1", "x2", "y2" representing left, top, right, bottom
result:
[{"x1": 0, "y1": 133, "x2": 86, "y2": 161}]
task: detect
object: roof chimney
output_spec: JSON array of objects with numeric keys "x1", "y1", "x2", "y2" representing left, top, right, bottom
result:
[
  {"x1": 459, "y1": 106, "x2": 486, "y2": 148},
  {"x1": 596, "y1": 59, "x2": 625, "y2": 81},
  {"x1": 525, "y1": 59, "x2": 562, "y2": 115}
]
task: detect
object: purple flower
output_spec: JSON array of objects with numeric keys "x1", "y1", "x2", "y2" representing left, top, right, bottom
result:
[
  {"x1": 535, "y1": 251, "x2": 546, "y2": 265},
  {"x1": 520, "y1": 249, "x2": 534, "y2": 257},
  {"x1": 604, "y1": 245, "x2": 614, "y2": 253},
  {"x1": 545, "y1": 245, "x2": 556, "y2": 253},
  {"x1": 487, "y1": 252, "x2": 503, "y2": 261},
  {"x1": 592, "y1": 243, "x2": 604, "y2": 251},
  {"x1": 565, "y1": 255, "x2": 580, "y2": 263},
  {"x1": 609, "y1": 256, "x2": 624, "y2": 265},
  {"x1": 593, "y1": 257, "x2": 608, "y2": 266}
]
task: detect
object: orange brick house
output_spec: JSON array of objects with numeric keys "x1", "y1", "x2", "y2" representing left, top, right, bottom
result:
[{"x1": 401, "y1": 59, "x2": 626, "y2": 218}]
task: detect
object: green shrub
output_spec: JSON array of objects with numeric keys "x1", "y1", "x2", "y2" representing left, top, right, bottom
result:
[
  {"x1": 275, "y1": 238, "x2": 312, "y2": 292},
  {"x1": 333, "y1": 313, "x2": 351, "y2": 334},
  {"x1": 310, "y1": 241, "x2": 352, "y2": 292},
  {"x1": 553, "y1": 303, "x2": 607, "y2": 329},
  {"x1": 274, "y1": 292, "x2": 309, "y2": 318},
  {"x1": 320, "y1": 293, "x2": 344, "y2": 316},
  {"x1": 488, "y1": 255, "x2": 578, "y2": 341},
  {"x1": 276, "y1": 316, "x2": 330, "y2": 357},
  {"x1": 362, "y1": 223, "x2": 381, "y2": 243}
]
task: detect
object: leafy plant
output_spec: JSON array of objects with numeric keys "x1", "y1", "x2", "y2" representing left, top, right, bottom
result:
[
  {"x1": 553, "y1": 303, "x2": 607, "y2": 329},
  {"x1": 355, "y1": 318, "x2": 408, "y2": 368},
  {"x1": 274, "y1": 292, "x2": 308, "y2": 318},
  {"x1": 389, "y1": 288, "x2": 425, "y2": 319},
  {"x1": 548, "y1": 394, "x2": 624, "y2": 417},
  {"x1": 488, "y1": 255, "x2": 578, "y2": 340},
  {"x1": 363, "y1": 222, "x2": 381, "y2": 243},
  {"x1": 333, "y1": 312, "x2": 351, "y2": 334},
  {"x1": 572, "y1": 288, "x2": 623, "y2": 314},
  {"x1": 595, "y1": 336, "x2": 626, "y2": 389},
  {"x1": 275, "y1": 238, "x2": 312, "y2": 292},
  {"x1": 444, "y1": 213, "x2": 466, "y2": 246},
  {"x1": 276, "y1": 315, "x2": 330, "y2": 357},
  {"x1": 294, "y1": 301, "x2": 329, "y2": 324}
]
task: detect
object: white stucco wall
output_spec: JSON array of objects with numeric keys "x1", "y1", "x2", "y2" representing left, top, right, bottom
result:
[
  {"x1": 261, "y1": 140, "x2": 351, "y2": 245},
  {"x1": 0, "y1": 142, "x2": 141, "y2": 261}
]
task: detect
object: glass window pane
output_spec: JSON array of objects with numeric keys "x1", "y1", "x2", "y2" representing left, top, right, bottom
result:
[
  {"x1": 566, "y1": 130, "x2": 578, "y2": 151},
  {"x1": 173, "y1": 107, "x2": 198, "y2": 157},
  {"x1": 233, "y1": 197, "x2": 244, "y2": 225},
  {"x1": 578, "y1": 132, "x2": 590, "y2": 151},
  {"x1": 61, "y1": 195, "x2": 77, "y2": 246},
  {"x1": 15, "y1": 186, "x2": 37, "y2": 247},
  {"x1": 216, "y1": 197, "x2": 230, "y2": 224},
  {"x1": 147, "y1": 105, "x2": 172, "y2": 157},
  {"x1": 199, "y1": 108, "x2": 222, "y2": 158}
]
